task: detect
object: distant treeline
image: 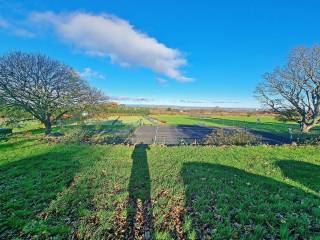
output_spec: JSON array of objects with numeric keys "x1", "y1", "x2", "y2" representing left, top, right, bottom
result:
[{"x1": 93, "y1": 103, "x2": 150, "y2": 115}]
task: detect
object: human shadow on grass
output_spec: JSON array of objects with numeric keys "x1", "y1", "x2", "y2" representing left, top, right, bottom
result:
[
  {"x1": 0, "y1": 150, "x2": 81, "y2": 238},
  {"x1": 181, "y1": 163, "x2": 320, "y2": 239},
  {"x1": 125, "y1": 144, "x2": 153, "y2": 239},
  {"x1": 276, "y1": 160, "x2": 320, "y2": 193}
]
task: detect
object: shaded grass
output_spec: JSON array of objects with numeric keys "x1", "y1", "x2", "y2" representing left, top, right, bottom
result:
[
  {"x1": 11, "y1": 115, "x2": 147, "y2": 136},
  {"x1": 0, "y1": 138, "x2": 320, "y2": 239},
  {"x1": 276, "y1": 160, "x2": 320, "y2": 193},
  {"x1": 182, "y1": 162, "x2": 319, "y2": 239}
]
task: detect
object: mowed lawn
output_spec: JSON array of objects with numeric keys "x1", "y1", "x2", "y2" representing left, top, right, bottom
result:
[
  {"x1": 1, "y1": 138, "x2": 320, "y2": 239},
  {"x1": 152, "y1": 114, "x2": 320, "y2": 139}
]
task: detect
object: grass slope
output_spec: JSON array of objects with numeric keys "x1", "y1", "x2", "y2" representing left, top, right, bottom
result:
[{"x1": 0, "y1": 138, "x2": 320, "y2": 239}]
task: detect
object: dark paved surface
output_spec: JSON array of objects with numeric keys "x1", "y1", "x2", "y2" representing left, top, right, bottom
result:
[
  {"x1": 130, "y1": 125, "x2": 290, "y2": 145},
  {"x1": 131, "y1": 125, "x2": 213, "y2": 145},
  {"x1": 249, "y1": 129, "x2": 291, "y2": 145}
]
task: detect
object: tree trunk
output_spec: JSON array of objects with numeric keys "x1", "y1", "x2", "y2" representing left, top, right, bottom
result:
[
  {"x1": 44, "y1": 120, "x2": 52, "y2": 135},
  {"x1": 300, "y1": 122, "x2": 313, "y2": 133}
]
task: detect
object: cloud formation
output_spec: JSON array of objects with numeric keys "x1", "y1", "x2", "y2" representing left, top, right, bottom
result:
[
  {"x1": 77, "y1": 67, "x2": 106, "y2": 81},
  {"x1": 109, "y1": 96, "x2": 154, "y2": 103},
  {"x1": 30, "y1": 12, "x2": 192, "y2": 81},
  {"x1": 180, "y1": 100, "x2": 240, "y2": 104}
]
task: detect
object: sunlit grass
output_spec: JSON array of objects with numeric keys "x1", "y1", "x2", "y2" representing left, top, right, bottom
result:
[
  {"x1": 153, "y1": 114, "x2": 320, "y2": 139},
  {"x1": 1, "y1": 137, "x2": 319, "y2": 239}
]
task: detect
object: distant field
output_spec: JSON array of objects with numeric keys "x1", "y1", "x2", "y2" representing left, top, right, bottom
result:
[
  {"x1": 6, "y1": 114, "x2": 320, "y2": 143},
  {"x1": 86, "y1": 115, "x2": 153, "y2": 125},
  {"x1": 8, "y1": 115, "x2": 153, "y2": 135},
  {"x1": 152, "y1": 114, "x2": 289, "y2": 127},
  {"x1": 152, "y1": 114, "x2": 320, "y2": 139},
  {"x1": 0, "y1": 138, "x2": 319, "y2": 239}
]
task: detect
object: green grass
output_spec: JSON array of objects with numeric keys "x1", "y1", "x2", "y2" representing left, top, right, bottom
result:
[
  {"x1": 152, "y1": 114, "x2": 276, "y2": 123},
  {"x1": 1, "y1": 137, "x2": 319, "y2": 239},
  {"x1": 7, "y1": 114, "x2": 320, "y2": 141},
  {"x1": 153, "y1": 114, "x2": 320, "y2": 139},
  {"x1": 8, "y1": 117, "x2": 141, "y2": 140},
  {"x1": 85, "y1": 115, "x2": 154, "y2": 126}
]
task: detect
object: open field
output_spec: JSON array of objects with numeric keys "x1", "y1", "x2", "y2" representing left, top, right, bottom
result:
[
  {"x1": 87, "y1": 115, "x2": 154, "y2": 126},
  {"x1": 2, "y1": 4, "x2": 320, "y2": 240},
  {"x1": 1, "y1": 113, "x2": 320, "y2": 239},
  {"x1": 10, "y1": 113, "x2": 320, "y2": 135},
  {"x1": 152, "y1": 114, "x2": 320, "y2": 140},
  {"x1": 6, "y1": 115, "x2": 153, "y2": 135},
  {"x1": 0, "y1": 137, "x2": 319, "y2": 239},
  {"x1": 5, "y1": 116, "x2": 151, "y2": 145},
  {"x1": 4, "y1": 113, "x2": 320, "y2": 145}
]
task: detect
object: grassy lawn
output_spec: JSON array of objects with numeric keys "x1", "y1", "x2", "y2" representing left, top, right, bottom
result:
[
  {"x1": 6, "y1": 116, "x2": 149, "y2": 144},
  {"x1": 8, "y1": 114, "x2": 320, "y2": 142},
  {"x1": 117, "y1": 115, "x2": 154, "y2": 125},
  {"x1": 88, "y1": 115, "x2": 153, "y2": 126},
  {"x1": 7, "y1": 115, "x2": 150, "y2": 135},
  {"x1": 1, "y1": 137, "x2": 319, "y2": 239},
  {"x1": 153, "y1": 114, "x2": 320, "y2": 139}
]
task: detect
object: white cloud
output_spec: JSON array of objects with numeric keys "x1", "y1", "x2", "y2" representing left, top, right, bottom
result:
[
  {"x1": 110, "y1": 96, "x2": 154, "y2": 102},
  {"x1": 77, "y1": 67, "x2": 106, "y2": 81},
  {"x1": 30, "y1": 12, "x2": 192, "y2": 81},
  {"x1": 180, "y1": 99, "x2": 240, "y2": 104}
]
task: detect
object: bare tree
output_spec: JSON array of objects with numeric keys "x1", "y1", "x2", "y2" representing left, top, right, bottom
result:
[
  {"x1": 255, "y1": 46, "x2": 320, "y2": 133},
  {"x1": 0, "y1": 52, "x2": 107, "y2": 134}
]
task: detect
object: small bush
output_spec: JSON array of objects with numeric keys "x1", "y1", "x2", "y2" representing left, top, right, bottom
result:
[
  {"x1": 204, "y1": 128, "x2": 260, "y2": 146},
  {"x1": 62, "y1": 124, "x2": 130, "y2": 145},
  {"x1": 0, "y1": 128, "x2": 12, "y2": 135},
  {"x1": 298, "y1": 135, "x2": 320, "y2": 145},
  {"x1": 91, "y1": 134, "x2": 126, "y2": 144},
  {"x1": 0, "y1": 133, "x2": 9, "y2": 142},
  {"x1": 63, "y1": 126, "x2": 93, "y2": 144},
  {"x1": 0, "y1": 128, "x2": 12, "y2": 142}
]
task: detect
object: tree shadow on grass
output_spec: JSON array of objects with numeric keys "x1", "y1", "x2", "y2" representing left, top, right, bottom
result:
[
  {"x1": 276, "y1": 160, "x2": 320, "y2": 193},
  {"x1": 181, "y1": 163, "x2": 320, "y2": 239},
  {"x1": 125, "y1": 144, "x2": 153, "y2": 239},
  {"x1": 0, "y1": 138, "x2": 31, "y2": 151},
  {"x1": 0, "y1": 149, "x2": 81, "y2": 238},
  {"x1": 19, "y1": 120, "x2": 126, "y2": 136}
]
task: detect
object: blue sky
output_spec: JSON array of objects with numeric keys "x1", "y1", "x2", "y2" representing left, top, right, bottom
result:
[{"x1": 1, "y1": 1, "x2": 320, "y2": 108}]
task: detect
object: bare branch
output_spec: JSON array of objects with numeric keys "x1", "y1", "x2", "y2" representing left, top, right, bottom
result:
[
  {"x1": 255, "y1": 46, "x2": 320, "y2": 132},
  {"x1": 0, "y1": 52, "x2": 108, "y2": 134}
]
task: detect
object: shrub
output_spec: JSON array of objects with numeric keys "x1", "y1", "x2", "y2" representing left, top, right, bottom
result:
[
  {"x1": 204, "y1": 128, "x2": 260, "y2": 146},
  {"x1": 298, "y1": 135, "x2": 320, "y2": 145},
  {"x1": 63, "y1": 126, "x2": 93, "y2": 144},
  {"x1": 62, "y1": 124, "x2": 130, "y2": 145},
  {"x1": 0, "y1": 133, "x2": 9, "y2": 142},
  {"x1": 91, "y1": 134, "x2": 127, "y2": 144}
]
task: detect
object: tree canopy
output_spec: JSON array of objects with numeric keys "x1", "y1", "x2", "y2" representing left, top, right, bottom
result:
[
  {"x1": 0, "y1": 52, "x2": 107, "y2": 134},
  {"x1": 256, "y1": 46, "x2": 320, "y2": 132}
]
